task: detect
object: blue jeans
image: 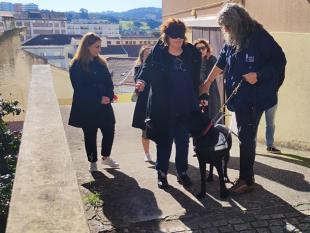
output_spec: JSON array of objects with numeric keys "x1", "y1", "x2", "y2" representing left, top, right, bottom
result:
[
  {"x1": 156, "y1": 118, "x2": 189, "y2": 175},
  {"x1": 265, "y1": 104, "x2": 277, "y2": 147}
]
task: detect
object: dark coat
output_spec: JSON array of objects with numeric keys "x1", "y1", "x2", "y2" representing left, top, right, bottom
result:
[
  {"x1": 200, "y1": 55, "x2": 221, "y2": 120},
  {"x1": 68, "y1": 58, "x2": 115, "y2": 128},
  {"x1": 217, "y1": 27, "x2": 286, "y2": 112},
  {"x1": 136, "y1": 40, "x2": 201, "y2": 144},
  {"x1": 132, "y1": 65, "x2": 150, "y2": 130}
]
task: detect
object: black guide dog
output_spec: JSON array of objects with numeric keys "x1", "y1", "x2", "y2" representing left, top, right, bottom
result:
[{"x1": 189, "y1": 109, "x2": 232, "y2": 199}]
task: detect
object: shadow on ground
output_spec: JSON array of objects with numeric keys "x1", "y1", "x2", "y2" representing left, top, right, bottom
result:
[
  {"x1": 257, "y1": 152, "x2": 310, "y2": 168},
  {"x1": 82, "y1": 159, "x2": 310, "y2": 232}
]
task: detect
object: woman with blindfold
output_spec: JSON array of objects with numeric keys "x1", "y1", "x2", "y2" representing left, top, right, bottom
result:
[{"x1": 135, "y1": 18, "x2": 201, "y2": 189}]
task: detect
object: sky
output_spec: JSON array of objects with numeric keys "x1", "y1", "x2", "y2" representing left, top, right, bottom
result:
[{"x1": 7, "y1": 0, "x2": 162, "y2": 12}]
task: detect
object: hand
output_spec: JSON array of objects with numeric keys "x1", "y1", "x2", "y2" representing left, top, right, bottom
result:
[
  {"x1": 135, "y1": 81, "x2": 145, "y2": 92},
  {"x1": 200, "y1": 99, "x2": 208, "y2": 107},
  {"x1": 243, "y1": 72, "x2": 258, "y2": 85},
  {"x1": 101, "y1": 96, "x2": 110, "y2": 105}
]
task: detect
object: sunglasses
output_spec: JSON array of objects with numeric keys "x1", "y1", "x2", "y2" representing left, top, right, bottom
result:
[{"x1": 196, "y1": 46, "x2": 207, "y2": 51}]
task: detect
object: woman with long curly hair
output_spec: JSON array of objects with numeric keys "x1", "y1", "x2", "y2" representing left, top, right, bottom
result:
[{"x1": 200, "y1": 3, "x2": 286, "y2": 194}]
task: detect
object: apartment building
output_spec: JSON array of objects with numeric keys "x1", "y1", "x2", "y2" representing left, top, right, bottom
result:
[
  {"x1": 14, "y1": 11, "x2": 67, "y2": 41},
  {"x1": 107, "y1": 36, "x2": 158, "y2": 46},
  {"x1": 0, "y1": 11, "x2": 14, "y2": 33},
  {"x1": 67, "y1": 20, "x2": 120, "y2": 37},
  {"x1": 0, "y1": 2, "x2": 38, "y2": 11},
  {"x1": 22, "y1": 34, "x2": 82, "y2": 69}
]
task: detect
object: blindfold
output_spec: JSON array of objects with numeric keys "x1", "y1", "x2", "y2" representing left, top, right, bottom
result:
[{"x1": 165, "y1": 26, "x2": 185, "y2": 39}]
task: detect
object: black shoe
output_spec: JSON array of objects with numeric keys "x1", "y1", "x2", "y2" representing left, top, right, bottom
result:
[
  {"x1": 177, "y1": 173, "x2": 192, "y2": 187},
  {"x1": 267, "y1": 146, "x2": 281, "y2": 154},
  {"x1": 158, "y1": 172, "x2": 168, "y2": 189}
]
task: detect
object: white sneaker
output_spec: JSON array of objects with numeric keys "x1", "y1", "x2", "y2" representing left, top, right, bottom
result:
[
  {"x1": 102, "y1": 157, "x2": 119, "y2": 168},
  {"x1": 89, "y1": 162, "x2": 98, "y2": 172},
  {"x1": 144, "y1": 153, "x2": 152, "y2": 162}
]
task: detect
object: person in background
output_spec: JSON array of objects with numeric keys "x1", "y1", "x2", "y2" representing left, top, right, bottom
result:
[
  {"x1": 264, "y1": 104, "x2": 282, "y2": 154},
  {"x1": 135, "y1": 18, "x2": 201, "y2": 189},
  {"x1": 194, "y1": 39, "x2": 221, "y2": 120},
  {"x1": 200, "y1": 3, "x2": 286, "y2": 194},
  {"x1": 132, "y1": 46, "x2": 153, "y2": 162},
  {"x1": 69, "y1": 32, "x2": 119, "y2": 172}
]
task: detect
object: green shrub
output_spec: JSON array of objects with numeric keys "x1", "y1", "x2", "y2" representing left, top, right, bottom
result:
[{"x1": 0, "y1": 95, "x2": 22, "y2": 232}]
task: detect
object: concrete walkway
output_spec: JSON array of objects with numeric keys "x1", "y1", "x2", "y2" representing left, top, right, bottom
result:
[{"x1": 61, "y1": 103, "x2": 310, "y2": 233}]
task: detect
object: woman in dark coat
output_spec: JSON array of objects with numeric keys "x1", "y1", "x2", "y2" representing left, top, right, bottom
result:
[
  {"x1": 200, "y1": 3, "x2": 286, "y2": 194},
  {"x1": 136, "y1": 18, "x2": 201, "y2": 189},
  {"x1": 69, "y1": 32, "x2": 119, "y2": 172},
  {"x1": 132, "y1": 46, "x2": 152, "y2": 162},
  {"x1": 194, "y1": 39, "x2": 221, "y2": 121}
]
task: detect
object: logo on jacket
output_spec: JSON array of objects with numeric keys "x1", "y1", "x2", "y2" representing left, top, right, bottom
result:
[{"x1": 245, "y1": 54, "x2": 255, "y2": 63}]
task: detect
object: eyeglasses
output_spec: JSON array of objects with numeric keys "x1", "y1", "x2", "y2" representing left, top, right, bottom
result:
[{"x1": 196, "y1": 46, "x2": 206, "y2": 51}]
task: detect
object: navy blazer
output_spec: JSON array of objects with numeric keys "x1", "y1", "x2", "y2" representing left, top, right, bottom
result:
[{"x1": 217, "y1": 27, "x2": 286, "y2": 111}]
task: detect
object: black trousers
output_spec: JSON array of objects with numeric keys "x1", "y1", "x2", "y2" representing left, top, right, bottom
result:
[
  {"x1": 235, "y1": 106, "x2": 263, "y2": 184},
  {"x1": 82, "y1": 124, "x2": 115, "y2": 162}
]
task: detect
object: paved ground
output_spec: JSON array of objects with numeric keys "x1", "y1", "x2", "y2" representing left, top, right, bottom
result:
[{"x1": 61, "y1": 103, "x2": 310, "y2": 233}]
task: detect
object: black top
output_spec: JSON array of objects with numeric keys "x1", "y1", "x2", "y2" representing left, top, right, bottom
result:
[
  {"x1": 68, "y1": 58, "x2": 115, "y2": 128},
  {"x1": 169, "y1": 53, "x2": 198, "y2": 116}
]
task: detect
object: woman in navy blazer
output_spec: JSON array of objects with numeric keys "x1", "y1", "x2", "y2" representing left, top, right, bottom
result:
[
  {"x1": 69, "y1": 32, "x2": 119, "y2": 171},
  {"x1": 200, "y1": 3, "x2": 286, "y2": 194}
]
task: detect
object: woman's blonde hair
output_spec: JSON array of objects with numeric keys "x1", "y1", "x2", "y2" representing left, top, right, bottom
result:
[
  {"x1": 160, "y1": 18, "x2": 187, "y2": 45},
  {"x1": 71, "y1": 32, "x2": 107, "y2": 71},
  {"x1": 135, "y1": 46, "x2": 151, "y2": 66}
]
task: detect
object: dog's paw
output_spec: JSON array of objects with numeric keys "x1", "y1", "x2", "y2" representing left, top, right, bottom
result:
[
  {"x1": 220, "y1": 189, "x2": 230, "y2": 198},
  {"x1": 206, "y1": 176, "x2": 213, "y2": 182},
  {"x1": 196, "y1": 192, "x2": 206, "y2": 199}
]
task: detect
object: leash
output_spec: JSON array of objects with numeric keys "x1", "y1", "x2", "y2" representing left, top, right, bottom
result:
[{"x1": 201, "y1": 79, "x2": 244, "y2": 137}]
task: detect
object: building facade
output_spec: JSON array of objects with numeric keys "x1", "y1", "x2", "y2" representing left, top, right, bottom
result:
[
  {"x1": 0, "y1": 2, "x2": 13, "y2": 11},
  {"x1": 0, "y1": 11, "x2": 15, "y2": 33},
  {"x1": 0, "y1": 2, "x2": 39, "y2": 12},
  {"x1": 67, "y1": 20, "x2": 120, "y2": 37},
  {"x1": 21, "y1": 3, "x2": 38, "y2": 11},
  {"x1": 22, "y1": 34, "x2": 82, "y2": 69},
  {"x1": 107, "y1": 36, "x2": 158, "y2": 46},
  {"x1": 162, "y1": 0, "x2": 310, "y2": 149},
  {"x1": 14, "y1": 11, "x2": 67, "y2": 41}
]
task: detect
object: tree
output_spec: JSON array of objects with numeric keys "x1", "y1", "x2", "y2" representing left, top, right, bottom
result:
[
  {"x1": 0, "y1": 95, "x2": 21, "y2": 232},
  {"x1": 80, "y1": 8, "x2": 89, "y2": 19}
]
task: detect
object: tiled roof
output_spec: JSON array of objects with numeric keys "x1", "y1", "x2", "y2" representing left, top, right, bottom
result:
[
  {"x1": 122, "y1": 45, "x2": 144, "y2": 58},
  {"x1": 22, "y1": 34, "x2": 82, "y2": 46},
  {"x1": 101, "y1": 45, "x2": 127, "y2": 55},
  {"x1": 107, "y1": 57, "x2": 136, "y2": 88}
]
